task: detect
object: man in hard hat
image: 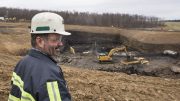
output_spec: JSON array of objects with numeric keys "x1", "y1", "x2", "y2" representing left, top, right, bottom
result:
[{"x1": 8, "y1": 12, "x2": 71, "y2": 101}]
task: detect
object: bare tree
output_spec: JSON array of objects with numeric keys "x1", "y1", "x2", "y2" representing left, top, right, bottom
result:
[{"x1": 0, "y1": 7, "x2": 164, "y2": 28}]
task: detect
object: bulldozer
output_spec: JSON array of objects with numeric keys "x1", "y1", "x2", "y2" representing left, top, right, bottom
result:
[
  {"x1": 97, "y1": 46, "x2": 149, "y2": 65},
  {"x1": 121, "y1": 54, "x2": 149, "y2": 65}
]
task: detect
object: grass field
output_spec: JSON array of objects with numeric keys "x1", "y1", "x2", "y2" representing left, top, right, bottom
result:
[{"x1": 164, "y1": 21, "x2": 180, "y2": 31}]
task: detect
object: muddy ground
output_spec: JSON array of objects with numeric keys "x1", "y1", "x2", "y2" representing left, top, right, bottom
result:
[
  {"x1": 59, "y1": 45, "x2": 180, "y2": 79},
  {"x1": 0, "y1": 22, "x2": 180, "y2": 101}
]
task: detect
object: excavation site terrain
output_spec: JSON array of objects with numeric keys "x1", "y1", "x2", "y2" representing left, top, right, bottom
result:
[
  {"x1": 59, "y1": 25, "x2": 180, "y2": 79},
  {"x1": 0, "y1": 22, "x2": 180, "y2": 101}
]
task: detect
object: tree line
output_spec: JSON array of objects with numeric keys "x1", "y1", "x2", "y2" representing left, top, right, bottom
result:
[
  {"x1": 0, "y1": 7, "x2": 164, "y2": 28},
  {"x1": 164, "y1": 20, "x2": 180, "y2": 22}
]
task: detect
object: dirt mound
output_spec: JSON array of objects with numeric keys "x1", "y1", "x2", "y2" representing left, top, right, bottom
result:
[
  {"x1": 63, "y1": 66, "x2": 180, "y2": 101},
  {"x1": 0, "y1": 53, "x2": 21, "y2": 101}
]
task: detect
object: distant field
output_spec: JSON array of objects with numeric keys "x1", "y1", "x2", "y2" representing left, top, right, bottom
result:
[{"x1": 164, "y1": 22, "x2": 180, "y2": 31}]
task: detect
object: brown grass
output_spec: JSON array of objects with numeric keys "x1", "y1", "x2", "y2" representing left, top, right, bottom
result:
[
  {"x1": 65, "y1": 25, "x2": 121, "y2": 34},
  {"x1": 164, "y1": 22, "x2": 180, "y2": 31}
]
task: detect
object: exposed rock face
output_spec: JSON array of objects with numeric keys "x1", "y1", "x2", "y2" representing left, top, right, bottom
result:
[
  {"x1": 64, "y1": 31, "x2": 122, "y2": 52},
  {"x1": 66, "y1": 31, "x2": 121, "y2": 44},
  {"x1": 65, "y1": 29, "x2": 180, "y2": 53}
]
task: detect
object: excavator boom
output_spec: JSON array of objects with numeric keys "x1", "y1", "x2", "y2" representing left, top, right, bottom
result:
[
  {"x1": 98, "y1": 46, "x2": 127, "y2": 62},
  {"x1": 108, "y1": 46, "x2": 127, "y2": 57}
]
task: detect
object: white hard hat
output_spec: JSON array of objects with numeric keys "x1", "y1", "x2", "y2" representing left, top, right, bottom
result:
[{"x1": 30, "y1": 12, "x2": 71, "y2": 35}]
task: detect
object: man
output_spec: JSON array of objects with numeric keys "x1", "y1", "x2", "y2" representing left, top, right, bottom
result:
[{"x1": 8, "y1": 12, "x2": 71, "y2": 101}]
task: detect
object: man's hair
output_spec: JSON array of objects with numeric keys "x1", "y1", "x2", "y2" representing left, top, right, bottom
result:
[{"x1": 31, "y1": 34, "x2": 48, "y2": 47}]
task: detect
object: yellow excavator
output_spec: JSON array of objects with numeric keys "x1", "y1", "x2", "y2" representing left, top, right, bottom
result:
[
  {"x1": 97, "y1": 46, "x2": 149, "y2": 65},
  {"x1": 97, "y1": 46, "x2": 128, "y2": 62}
]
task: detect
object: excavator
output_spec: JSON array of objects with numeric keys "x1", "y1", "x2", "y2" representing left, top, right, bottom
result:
[
  {"x1": 97, "y1": 46, "x2": 149, "y2": 65},
  {"x1": 97, "y1": 46, "x2": 128, "y2": 62}
]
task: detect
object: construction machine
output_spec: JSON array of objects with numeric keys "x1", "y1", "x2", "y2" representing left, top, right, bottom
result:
[
  {"x1": 70, "y1": 46, "x2": 75, "y2": 55},
  {"x1": 121, "y1": 55, "x2": 149, "y2": 65},
  {"x1": 97, "y1": 46, "x2": 128, "y2": 62},
  {"x1": 97, "y1": 46, "x2": 149, "y2": 65}
]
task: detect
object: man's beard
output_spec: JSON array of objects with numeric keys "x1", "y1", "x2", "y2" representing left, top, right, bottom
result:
[
  {"x1": 42, "y1": 44, "x2": 60, "y2": 56},
  {"x1": 49, "y1": 45, "x2": 61, "y2": 54},
  {"x1": 47, "y1": 45, "x2": 61, "y2": 62}
]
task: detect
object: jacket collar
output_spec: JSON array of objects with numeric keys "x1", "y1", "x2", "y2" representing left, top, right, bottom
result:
[{"x1": 28, "y1": 48, "x2": 57, "y2": 64}]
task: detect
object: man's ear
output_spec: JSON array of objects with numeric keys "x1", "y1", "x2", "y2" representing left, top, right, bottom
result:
[{"x1": 36, "y1": 36, "x2": 45, "y2": 48}]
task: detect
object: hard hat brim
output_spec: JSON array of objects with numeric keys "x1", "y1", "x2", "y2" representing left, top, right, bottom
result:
[
  {"x1": 30, "y1": 31, "x2": 71, "y2": 35},
  {"x1": 58, "y1": 31, "x2": 71, "y2": 35}
]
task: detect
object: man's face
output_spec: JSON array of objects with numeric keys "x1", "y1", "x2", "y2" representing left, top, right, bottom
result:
[{"x1": 37, "y1": 33, "x2": 63, "y2": 56}]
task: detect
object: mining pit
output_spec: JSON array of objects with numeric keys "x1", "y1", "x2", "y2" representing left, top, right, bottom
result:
[{"x1": 58, "y1": 30, "x2": 180, "y2": 79}]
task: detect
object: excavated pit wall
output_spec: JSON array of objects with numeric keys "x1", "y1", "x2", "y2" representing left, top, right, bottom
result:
[
  {"x1": 121, "y1": 35, "x2": 180, "y2": 53},
  {"x1": 64, "y1": 31, "x2": 123, "y2": 52},
  {"x1": 65, "y1": 30, "x2": 180, "y2": 53},
  {"x1": 66, "y1": 31, "x2": 121, "y2": 44}
]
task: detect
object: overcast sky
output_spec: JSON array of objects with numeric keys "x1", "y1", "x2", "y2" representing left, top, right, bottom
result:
[{"x1": 0, "y1": 0, "x2": 180, "y2": 20}]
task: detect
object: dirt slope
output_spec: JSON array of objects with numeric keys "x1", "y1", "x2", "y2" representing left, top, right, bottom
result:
[{"x1": 63, "y1": 66, "x2": 180, "y2": 101}]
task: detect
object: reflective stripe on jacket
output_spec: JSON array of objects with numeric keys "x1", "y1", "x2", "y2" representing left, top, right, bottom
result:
[{"x1": 8, "y1": 49, "x2": 71, "y2": 101}]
